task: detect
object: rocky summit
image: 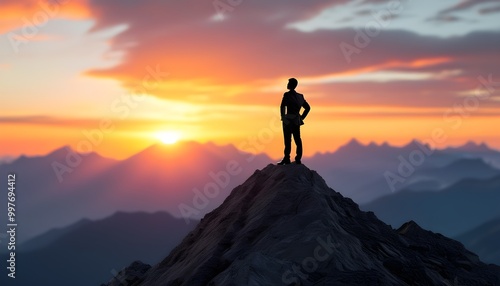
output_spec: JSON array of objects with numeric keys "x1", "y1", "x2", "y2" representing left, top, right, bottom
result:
[{"x1": 103, "y1": 164, "x2": 500, "y2": 286}]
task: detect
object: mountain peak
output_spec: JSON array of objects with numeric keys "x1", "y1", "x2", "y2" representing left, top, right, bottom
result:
[
  {"x1": 346, "y1": 137, "x2": 363, "y2": 147},
  {"x1": 8, "y1": 145, "x2": 75, "y2": 165},
  {"x1": 335, "y1": 138, "x2": 365, "y2": 153},
  {"x1": 397, "y1": 220, "x2": 428, "y2": 236},
  {"x1": 115, "y1": 164, "x2": 499, "y2": 286},
  {"x1": 460, "y1": 141, "x2": 492, "y2": 152},
  {"x1": 44, "y1": 145, "x2": 74, "y2": 158},
  {"x1": 402, "y1": 139, "x2": 423, "y2": 149}
]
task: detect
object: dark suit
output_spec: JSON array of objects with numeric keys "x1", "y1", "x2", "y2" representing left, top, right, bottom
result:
[{"x1": 280, "y1": 90, "x2": 311, "y2": 161}]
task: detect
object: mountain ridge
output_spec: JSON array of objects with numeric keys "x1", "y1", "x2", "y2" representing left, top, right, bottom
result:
[
  {"x1": 4, "y1": 139, "x2": 500, "y2": 244},
  {"x1": 456, "y1": 216, "x2": 500, "y2": 265},
  {"x1": 362, "y1": 174, "x2": 500, "y2": 237},
  {"x1": 104, "y1": 164, "x2": 500, "y2": 286},
  {"x1": 0, "y1": 141, "x2": 271, "y2": 243},
  {"x1": 0, "y1": 211, "x2": 197, "y2": 286}
]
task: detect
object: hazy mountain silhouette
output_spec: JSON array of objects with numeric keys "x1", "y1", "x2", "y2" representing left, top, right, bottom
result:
[
  {"x1": 407, "y1": 158, "x2": 500, "y2": 190},
  {"x1": 442, "y1": 141, "x2": 500, "y2": 168},
  {"x1": 0, "y1": 211, "x2": 196, "y2": 286},
  {"x1": 362, "y1": 175, "x2": 500, "y2": 237},
  {"x1": 0, "y1": 146, "x2": 117, "y2": 242},
  {"x1": 309, "y1": 140, "x2": 456, "y2": 203},
  {"x1": 102, "y1": 165, "x2": 499, "y2": 286},
  {"x1": 358, "y1": 157, "x2": 500, "y2": 196},
  {"x1": 0, "y1": 141, "x2": 270, "y2": 243},
  {"x1": 308, "y1": 139, "x2": 500, "y2": 203},
  {"x1": 445, "y1": 141, "x2": 495, "y2": 153},
  {"x1": 456, "y1": 216, "x2": 500, "y2": 265},
  {"x1": 2, "y1": 139, "x2": 499, "y2": 244},
  {"x1": 17, "y1": 218, "x2": 92, "y2": 252},
  {"x1": 92, "y1": 142, "x2": 270, "y2": 215}
]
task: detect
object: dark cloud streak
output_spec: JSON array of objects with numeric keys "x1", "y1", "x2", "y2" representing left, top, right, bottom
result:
[{"x1": 438, "y1": 0, "x2": 499, "y2": 15}]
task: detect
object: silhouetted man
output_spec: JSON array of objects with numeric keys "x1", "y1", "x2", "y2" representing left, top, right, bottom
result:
[{"x1": 278, "y1": 78, "x2": 310, "y2": 165}]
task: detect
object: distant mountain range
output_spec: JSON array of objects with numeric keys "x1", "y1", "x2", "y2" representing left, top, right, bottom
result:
[
  {"x1": 1, "y1": 139, "x2": 499, "y2": 244},
  {"x1": 0, "y1": 211, "x2": 196, "y2": 286},
  {"x1": 308, "y1": 139, "x2": 500, "y2": 204},
  {"x1": 1, "y1": 139, "x2": 499, "y2": 284},
  {"x1": 362, "y1": 174, "x2": 500, "y2": 237},
  {"x1": 0, "y1": 142, "x2": 270, "y2": 243},
  {"x1": 405, "y1": 157, "x2": 500, "y2": 190},
  {"x1": 445, "y1": 141, "x2": 493, "y2": 153},
  {"x1": 443, "y1": 141, "x2": 500, "y2": 166},
  {"x1": 456, "y1": 216, "x2": 500, "y2": 265},
  {"x1": 351, "y1": 157, "x2": 500, "y2": 202}
]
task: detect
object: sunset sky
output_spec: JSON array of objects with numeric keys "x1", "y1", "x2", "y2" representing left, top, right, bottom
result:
[{"x1": 1, "y1": 0, "x2": 500, "y2": 159}]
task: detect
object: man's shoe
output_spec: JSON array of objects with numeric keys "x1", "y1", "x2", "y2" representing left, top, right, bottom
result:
[
  {"x1": 277, "y1": 158, "x2": 291, "y2": 165},
  {"x1": 294, "y1": 159, "x2": 302, "y2": 165}
]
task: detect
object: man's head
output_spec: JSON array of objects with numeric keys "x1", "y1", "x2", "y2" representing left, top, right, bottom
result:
[{"x1": 287, "y1": 78, "x2": 298, "y2": 90}]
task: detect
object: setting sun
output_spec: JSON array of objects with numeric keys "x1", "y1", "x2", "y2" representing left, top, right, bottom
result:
[{"x1": 156, "y1": 131, "x2": 181, "y2": 145}]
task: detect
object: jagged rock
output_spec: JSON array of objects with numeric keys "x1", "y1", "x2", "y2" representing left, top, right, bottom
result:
[
  {"x1": 101, "y1": 261, "x2": 151, "y2": 286},
  {"x1": 120, "y1": 164, "x2": 500, "y2": 285}
]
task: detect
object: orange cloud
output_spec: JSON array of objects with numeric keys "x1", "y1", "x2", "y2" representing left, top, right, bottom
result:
[
  {"x1": 300, "y1": 57, "x2": 453, "y2": 83},
  {"x1": 0, "y1": 0, "x2": 90, "y2": 34},
  {"x1": 409, "y1": 57, "x2": 451, "y2": 68},
  {"x1": 80, "y1": 0, "x2": 500, "y2": 110}
]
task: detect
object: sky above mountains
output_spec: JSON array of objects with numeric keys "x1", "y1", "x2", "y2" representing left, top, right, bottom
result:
[{"x1": 1, "y1": 0, "x2": 499, "y2": 158}]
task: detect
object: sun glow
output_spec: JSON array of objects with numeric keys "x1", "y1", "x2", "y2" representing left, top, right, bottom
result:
[{"x1": 156, "y1": 131, "x2": 181, "y2": 145}]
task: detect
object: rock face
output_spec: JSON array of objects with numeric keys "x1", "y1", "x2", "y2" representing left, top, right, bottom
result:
[
  {"x1": 107, "y1": 164, "x2": 500, "y2": 285},
  {"x1": 101, "y1": 261, "x2": 151, "y2": 286}
]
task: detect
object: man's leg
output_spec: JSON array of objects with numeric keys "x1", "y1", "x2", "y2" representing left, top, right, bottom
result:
[
  {"x1": 292, "y1": 125, "x2": 302, "y2": 162},
  {"x1": 282, "y1": 123, "x2": 292, "y2": 162}
]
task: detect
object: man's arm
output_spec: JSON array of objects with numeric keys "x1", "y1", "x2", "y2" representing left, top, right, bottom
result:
[
  {"x1": 280, "y1": 96, "x2": 287, "y2": 119},
  {"x1": 301, "y1": 101, "x2": 311, "y2": 120}
]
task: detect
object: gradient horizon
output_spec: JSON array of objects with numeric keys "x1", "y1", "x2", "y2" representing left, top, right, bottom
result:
[{"x1": 1, "y1": 0, "x2": 499, "y2": 159}]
